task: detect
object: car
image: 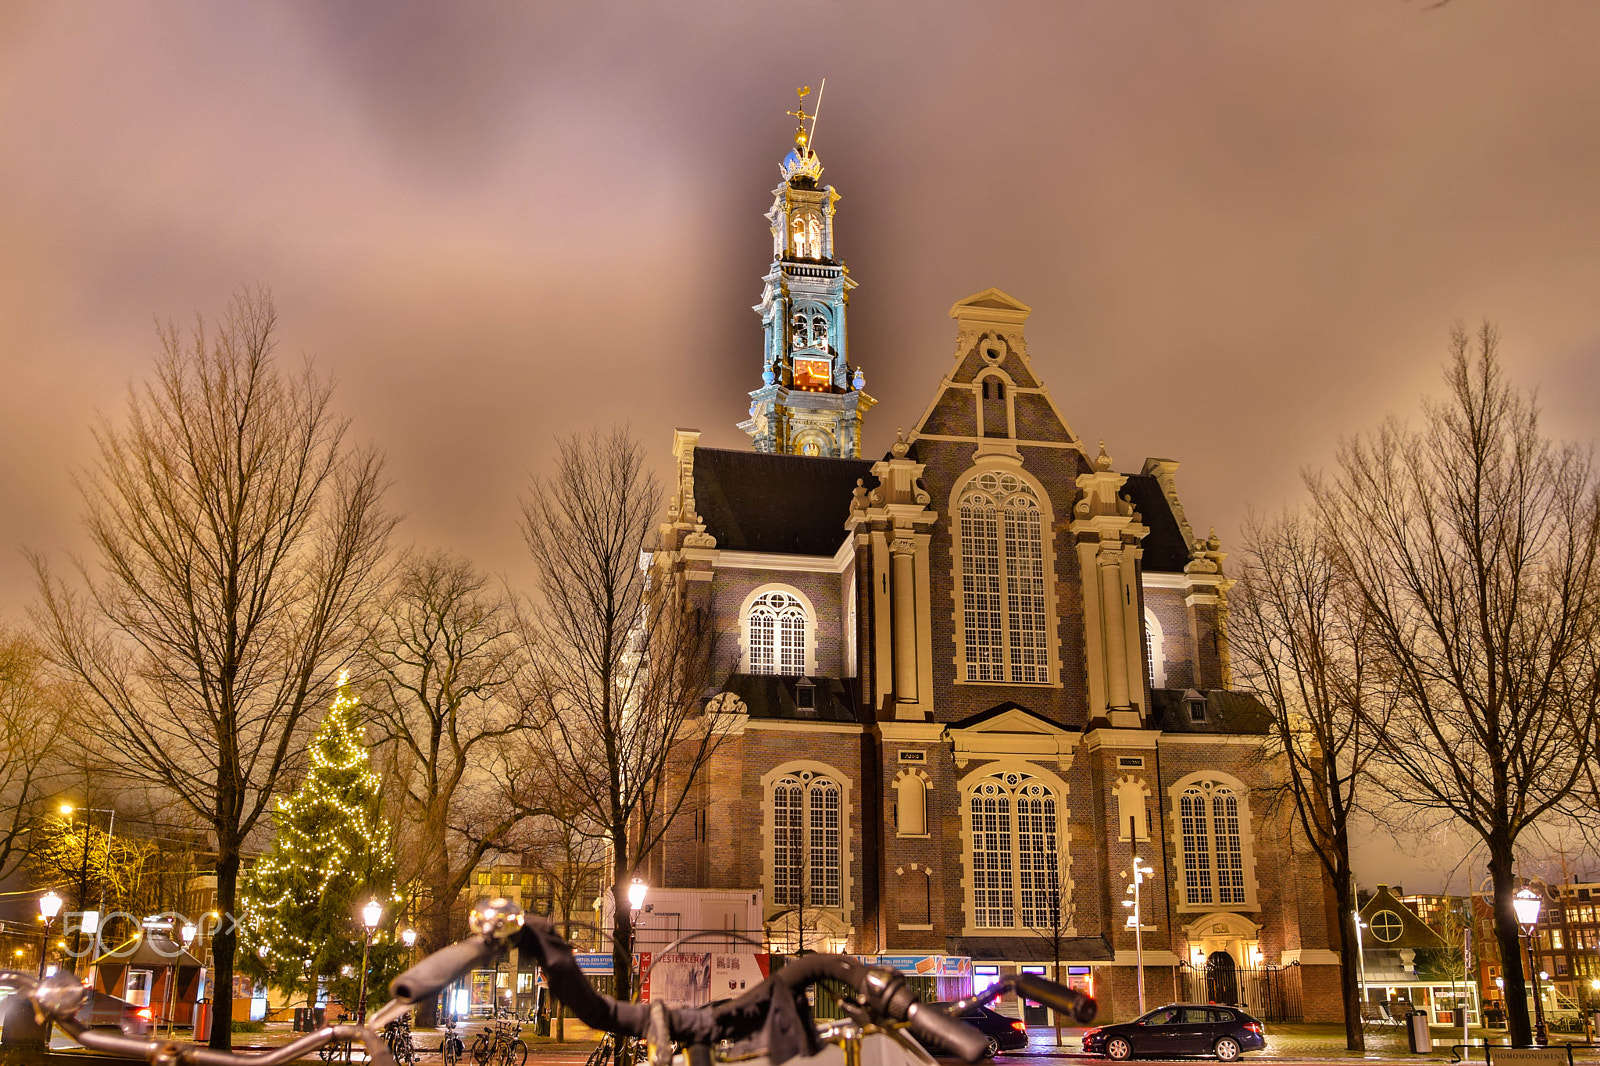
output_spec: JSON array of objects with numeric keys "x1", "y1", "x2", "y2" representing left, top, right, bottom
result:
[
  {"x1": 927, "y1": 1003, "x2": 1029, "y2": 1058},
  {"x1": 78, "y1": 989, "x2": 153, "y2": 1036},
  {"x1": 1082, "y1": 1004, "x2": 1265, "y2": 1062}
]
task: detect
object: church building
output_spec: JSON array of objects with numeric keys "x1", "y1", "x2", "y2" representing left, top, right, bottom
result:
[{"x1": 646, "y1": 109, "x2": 1342, "y2": 1024}]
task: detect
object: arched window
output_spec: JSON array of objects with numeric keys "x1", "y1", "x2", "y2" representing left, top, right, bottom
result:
[
  {"x1": 790, "y1": 213, "x2": 822, "y2": 258},
  {"x1": 747, "y1": 590, "x2": 808, "y2": 675},
  {"x1": 967, "y1": 772, "x2": 1060, "y2": 929},
  {"x1": 895, "y1": 771, "x2": 928, "y2": 836},
  {"x1": 958, "y1": 471, "x2": 1050, "y2": 683},
  {"x1": 1178, "y1": 780, "x2": 1248, "y2": 906},
  {"x1": 772, "y1": 771, "x2": 841, "y2": 907},
  {"x1": 1145, "y1": 610, "x2": 1166, "y2": 688}
]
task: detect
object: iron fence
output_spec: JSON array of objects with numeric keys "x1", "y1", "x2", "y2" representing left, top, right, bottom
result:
[{"x1": 1176, "y1": 961, "x2": 1304, "y2": 1022}]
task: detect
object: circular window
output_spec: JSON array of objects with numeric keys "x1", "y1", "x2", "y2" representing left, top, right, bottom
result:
[{"x1": 1370, "y1": 910, "x2": 1404, "y2": 943}]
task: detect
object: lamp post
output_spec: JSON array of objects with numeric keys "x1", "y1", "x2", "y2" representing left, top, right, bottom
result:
[
  {"x1": 628, "y1": 879, "x2": 648, "y2": 1004},
  {"x1": 37, "y1": 891, "x2": 63, "y2": 978},
  {"x1": 1353, "y1": 912, "x2": 1369, "y2": 1011},
  {"x1": 1122, "y1": 857, "x2": 1154, "y2": 1014},
  {"x1": 1512, "y1": 887, "x2": 1549, "y2": 1047},
  {"x1": 58, "y1": 803, "x2": 115, "y2": 976},
  {"x1": 356, "y1": 899, "x2": 382, "y2": 1025},
  {"x1": 181, "y1": 923, "x2": 198, "y2": 1034}
]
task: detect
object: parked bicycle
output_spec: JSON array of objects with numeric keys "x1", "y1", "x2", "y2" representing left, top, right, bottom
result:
[
  {"x1": 0, "y1": 895, "x2": 1095, "y2": 1066},
  {"x1": 441, "y1": 1014, "x2": 465, "y2": 1066},
  {"x1": 585, "y1": 1030, "x2": 648, "y2": 1066},
  {"x1": 469, "y1": 1008, "x2": 527, "y2": 1066},
  {"x1": 384, "y1": 1009, "x2": 417, "y2": 1066}
]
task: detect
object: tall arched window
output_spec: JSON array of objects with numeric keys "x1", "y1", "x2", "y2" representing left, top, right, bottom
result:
[
  {"x1": 772, "y1": 771, "x2": 841, "y2": 907},
  {"x1": 1178, "y1": 780, "x2": 1248, "y2": 906},
  {"x1": 958, "y1": 471, "x2": 1050, "y2": 683},
  {"x1": 967, "y1": 772, "x2": 1060, "y2": 929},
  {"x1": 747, "y1": 590, "x2": 808, "y2": 675},
  {"x1": 1145, "y1": 609, "x2": 1166, "y2": 688}
]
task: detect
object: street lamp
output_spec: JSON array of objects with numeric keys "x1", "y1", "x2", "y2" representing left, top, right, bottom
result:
[
  {"x1": 38, "y1": 891, "x2": 63, "y2": 978},
  {"x1": 57, "y1": 803, "x2": 116, "y2": 977},
  {"x1": 1512, "y1": 887, "x2": 1549, "y2": 1047},
  {"x1": 1123, "y1": 858, "x2": 1154, "y2": 1014},
  {"x1": 356, "y1": 899, "x2": 382, "y2": 1024},
  {"x1": 627, "y1": 879, "x2": 648, "y2": 1005}
]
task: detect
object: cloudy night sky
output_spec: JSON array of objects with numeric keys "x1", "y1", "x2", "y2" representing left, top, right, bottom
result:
[{"x1": 4, "y1": 3, "x2": 1599, "y2": 886}]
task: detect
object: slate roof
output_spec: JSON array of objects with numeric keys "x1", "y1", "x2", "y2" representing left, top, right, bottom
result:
[
  {"x1": 693, "y1": 448, "x2": 876, "y2": 556},
  {"x1": 1120, "y1": 474, "x2": 1192, "y2": 573},
  {"x1": 720, "y1": 673, "x2": 861, "y2": 723},
  {"x1": 1149, "y1": 688, "x2": 1273, "y2": 735}
]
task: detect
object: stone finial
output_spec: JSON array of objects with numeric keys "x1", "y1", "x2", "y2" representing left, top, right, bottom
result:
[
  {"x1": 891, "y1": 427, "x2": 910, "y2": 459},
  {"x1": 852, "y1": 366, "x2": 865, "y2": 390},
  {"x1": 1095, "y1": 440, "x2": 1113, "y2": 471}
]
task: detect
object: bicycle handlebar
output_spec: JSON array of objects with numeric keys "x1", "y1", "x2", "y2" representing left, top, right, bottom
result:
[{"x1": 2, "y1": 896, "x2": 1095, "y2": 1066}]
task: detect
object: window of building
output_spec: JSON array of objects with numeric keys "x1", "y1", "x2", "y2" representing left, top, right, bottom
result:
[
  {"x1": 1144, "y1": 610, "x2": 1166, "y2": 688},
  {"x1": 967, "y1": 771, "x2": 1061, "y2": 929},
  {"x1": 747, "y1": 590, "x2": 809, "y2": 675},
  {"x1": 1176, "y1": 779, "x2": 1250, "y2": 907},
  {"x1": 957, "y1": 471, "x2": 1050, "y2": 683},
  {"x1": 772, "y1": 770, "x2": 841, "y2": 908}
]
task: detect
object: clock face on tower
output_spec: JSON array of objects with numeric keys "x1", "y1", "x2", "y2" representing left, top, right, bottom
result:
[{"x1": 793, "y1": 358, "x2": 831, "y2": 391}]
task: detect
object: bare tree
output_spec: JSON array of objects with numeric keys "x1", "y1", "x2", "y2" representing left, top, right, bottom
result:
[
  {"x1": 1310, "y1": 323, "x2": 1600, "y2": 1048},
  {"x1": 1231, "y1": 511, "x2": 1390, "y2": 1051},
  {"x1": 361, "y1": 549, "x2": 540, "y2": 1020},
  {"x1": 519, "y1": 428, "x2": 718, "y2": 1005},
  {"x1": 0, "y1": 627, "x2": 67, "y2": 883},
  {"x1": 521, "y1": 804, "x2": 607, "y2": 1041},
  {"x1": 30, "y1": 289, "x2": 396, "y2": 1049}
]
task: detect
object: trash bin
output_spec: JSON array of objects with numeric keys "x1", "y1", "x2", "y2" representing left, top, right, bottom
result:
[{"x1": 1407, "y1": 1011, "x2": 1432, "y2": 1053}]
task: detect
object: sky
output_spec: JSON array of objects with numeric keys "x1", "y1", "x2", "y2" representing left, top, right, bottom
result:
[{"x1": 2, "y1": 2, "x2": 1599, "y2": 890}]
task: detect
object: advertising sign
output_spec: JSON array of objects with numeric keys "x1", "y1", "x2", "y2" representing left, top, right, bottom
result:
[{"x1": 646, "y1": 953, "x2": 772, "y2": 1006}]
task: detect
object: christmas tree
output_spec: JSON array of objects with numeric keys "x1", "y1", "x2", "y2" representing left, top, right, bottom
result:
[{"x1": 241, "y1": 672, "x2": 403, "y2": 1011}]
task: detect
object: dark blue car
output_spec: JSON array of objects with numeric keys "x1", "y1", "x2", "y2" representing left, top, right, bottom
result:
[{"x1": 1082, "y1": 1004, "x2": 1265, "y2": 1061}]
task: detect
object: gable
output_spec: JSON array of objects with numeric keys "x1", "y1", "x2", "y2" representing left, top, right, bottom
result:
[
  {"x1": 1360, "y1": 886, "x2": 1448, "y2": 950},
  {"x1": 946, "y1": 702, "x2": 1081, "y2": 769}
]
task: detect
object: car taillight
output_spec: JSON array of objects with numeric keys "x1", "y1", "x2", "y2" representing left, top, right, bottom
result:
[
  {"x1": 1245, "y1": 1023, "x2": 1263, "y2": 1034},
  {"x1": 136, "y1": 1008, "x2": 153, "y2": 1019},
  {"x1": 1011, "y1": 1020, "x2": 1027, "y2": 1032}
]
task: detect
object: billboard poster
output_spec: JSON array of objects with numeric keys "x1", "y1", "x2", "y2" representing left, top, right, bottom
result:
[{"x1": 646, "y1": 953, "x2": 771, "y2": 1006}]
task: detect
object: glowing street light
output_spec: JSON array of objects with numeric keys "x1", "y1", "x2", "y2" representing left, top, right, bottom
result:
[
  {"x1": 1124, "y1": 858, "x2": 1154, "y2": 1014},
  {"x1": 356, "y1": 899, "x2": 383, "y2": 1024},
  {"x1": 1513, "y1": 887, "x2": 1549, "y2": 1047},
  {"x1": 37, "y1": 892, "x2": 63, "y2": 979},
  {"x1": 628, "y1": 878, "x2": 648, "y2": 912}
]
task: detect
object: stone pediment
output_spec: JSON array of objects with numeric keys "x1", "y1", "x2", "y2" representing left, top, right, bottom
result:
[
  {"x1": 949, "y1": 288, "x2": 1032, "y2": 323},
  {"x1": 945, "y1": 703, "x2": 1079, "y2": 770}
]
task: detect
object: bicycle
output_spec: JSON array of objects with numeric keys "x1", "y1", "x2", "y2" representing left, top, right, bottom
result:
[
  {"x1": 384, "y1": 1009, "x2": 417, "y2": 1066},
  {"x1": 441, "y1": 1015, "x2": 465, "y2": 1066},
  {"x1": 586, "y1": 1030, "x2": 647, "y2": 1066},
  {"x1": 0, "y1": 895, "x2": 1094, "y2": 1066}
]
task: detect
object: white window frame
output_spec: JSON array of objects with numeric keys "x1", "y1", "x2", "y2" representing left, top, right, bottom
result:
[
  {"x1": 950, "y1": 466, "x2": 1059, "y2": 686},
  {"x1": 959, "y1": 766, "x2": 1071, "y2": 933},
  {"x1": 761, "y1": 760, "x2": 854, "y2": 924},
  {"x1": 1168, "y1": 772, "x2": 1259, "y2": 912},
  {"x1": 1145, "y1": 609, "x2": 1166, "y2": 688},
  {"x1": 741, "y1": 585, "x2": 816, "y2": 676}
]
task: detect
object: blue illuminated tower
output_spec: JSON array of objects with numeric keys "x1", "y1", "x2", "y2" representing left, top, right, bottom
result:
[{"x1": 739, "y1": 93, "x2": 875, "y2": 457}]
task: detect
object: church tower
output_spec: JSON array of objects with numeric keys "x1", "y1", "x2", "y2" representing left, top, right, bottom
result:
[{"x1": 739, "y1": 89, "x2": 875, "y2": 458}]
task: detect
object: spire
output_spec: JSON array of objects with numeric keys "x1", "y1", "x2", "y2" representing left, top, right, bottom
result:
[{"x1": 739, "y1": 84, "x2": 875, "y2": 458}]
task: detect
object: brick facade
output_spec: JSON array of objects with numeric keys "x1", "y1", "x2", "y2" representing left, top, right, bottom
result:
[{"x1": 646, "y1": 273, "x2": 1341, "y2": 1024}]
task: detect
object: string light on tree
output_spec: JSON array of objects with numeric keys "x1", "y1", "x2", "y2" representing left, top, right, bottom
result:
[{"x1": 239, "y1": 672, "x2": 403, "y2": 1011}]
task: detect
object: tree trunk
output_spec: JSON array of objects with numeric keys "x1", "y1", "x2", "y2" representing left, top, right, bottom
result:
[
  {"x1": 1333, "y1": 858, "x2": 1365, "y2": 1052},
  {"x1": 415, "y1": 820, "x2": 452, "y2": 1028},
  {"x1": 1489, "y1": 846, "x2": 1533, "y2": 1047},
  {"x1": 210, "y1": 848, "x2": 241, "y2": 1050},
  {"x1": 611, "y1": 841, "x2": 634, "y2": 1004}
]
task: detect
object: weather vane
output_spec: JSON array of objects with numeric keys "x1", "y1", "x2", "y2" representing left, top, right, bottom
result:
[{"x1": 786, "y1": 79, "x2": 826, "y2": 152}]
